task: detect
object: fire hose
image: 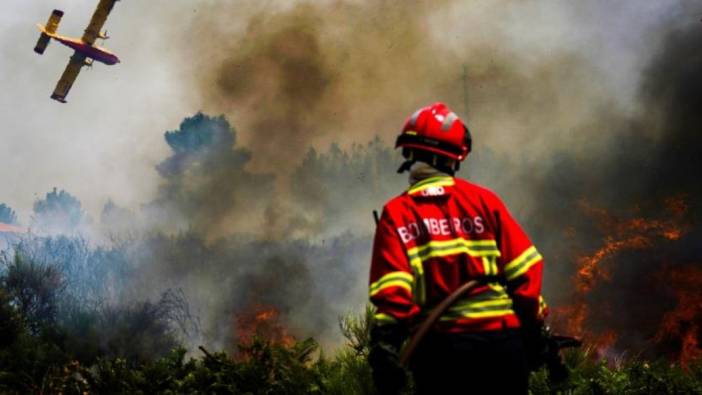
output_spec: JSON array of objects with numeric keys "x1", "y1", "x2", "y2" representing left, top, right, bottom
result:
[
  {"x1": 398, "y1": 279, "x2": 479, "y2": 366},
  {"x1": 397, "y1": 278, "x2": 581, "y2": 381},
  {"x1": 372, "y1": 210, "x2": 581, "y2": 379}
]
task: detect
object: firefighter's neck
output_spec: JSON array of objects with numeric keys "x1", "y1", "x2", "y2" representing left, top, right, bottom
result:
[{"x1": 409, "y1": 161, "x2": 452, "y2": 185}]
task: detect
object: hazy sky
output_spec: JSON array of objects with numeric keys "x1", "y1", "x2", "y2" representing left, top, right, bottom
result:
[
  {"x1": 1, "y1": 0, "x2": 200, "y2": 221},
  {"x1": 0, "y1": 0, "x2": 693, "y2": 224}
]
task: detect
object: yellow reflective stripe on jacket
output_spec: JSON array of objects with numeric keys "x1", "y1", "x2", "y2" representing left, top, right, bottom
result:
[
  {"x1": 369, "y1": 271, "x2": 413, "y2": 297},
  {"x1": 437, "y1": 283, "x2": 515, "y2": 321},
  {"x1": 409, "y1": 257, "x2": 426, "y2": 306},
  {"x1": 407, "y1": 239, "x2": 500, "y2": 263},
  {"x1": 482, "y1": 255, "x2": 499, "y2": 277},
  {"x1": 441, "y1": 297, "x2": 514, "y2": 320},
  {"x1": 410, "y1": 175, "x2": 453, "y2": 189},
  {"x1": 373, "y1": 312, "x2": 398, "y2": 326},
  {"x1": 405, "y1": 238, "x2": 500, "y2": 306},
  {"x1": 408, "y1": 176, "x2": 455, "y2": 195},
  {"x1": 450, "y1": 284, "x2": 511, "y2": 306},
  {"x1": 504, "y1": 246, "x2": 542, "y2": 281}
]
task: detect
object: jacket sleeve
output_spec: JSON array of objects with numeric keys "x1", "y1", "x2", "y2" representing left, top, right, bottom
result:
[
  {"x1": 491, "y1": 195, "x2": 548, "y2": 325},
  {"x1": 369, "y1": 207, "x2": 421, "y2": 326}
]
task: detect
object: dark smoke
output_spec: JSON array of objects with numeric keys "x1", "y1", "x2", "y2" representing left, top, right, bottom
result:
[
  {"x1": 520, "y1": 19, "x2": 702, "y2": 358},
  {"x1": 638, "y1": 23, "x2": 702, "y2": 204},
  {"x1": 5, "y1": 1, "x2": 702, "y2": 358},
  {"x1": 195, "y1": 1, "x2": 526, "y2": 173},
  {"x1": 211, "y1": 6, "x2": 334, "y2": 168},
  {"x1": 101, "y1": 2, "x2": 702, "y2": 355}
]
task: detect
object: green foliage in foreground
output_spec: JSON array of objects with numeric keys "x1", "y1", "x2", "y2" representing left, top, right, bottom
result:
[
  {"x1": 0, "y1": 254, "x2": 700, "y2": 394},
  {"x1": 529, "y1": 348, "x2": 702, "y2": 395},
  {"x1": 0, "y1": 303, "x2": 700, "y2": 394}
]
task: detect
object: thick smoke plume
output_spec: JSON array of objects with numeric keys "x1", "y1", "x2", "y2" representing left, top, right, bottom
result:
[
  {"x1": 524, "y1": 18, "x2": 702, "y2": 359},
  {"x1": 177, "y1": 0, "x2": 702, "y2": 357},
  {"x1": 192, "y1": 0, "x2": 620, "y2": 175},
  {"x1": 2, "y1": 0, "x2": 701, "y2": 357},
  {"x1": 147, "y1": 113, "x2": 274, "y2": 239},
  {"x1": 131, "y1": 113, "x2": 399, "y2": 348}
]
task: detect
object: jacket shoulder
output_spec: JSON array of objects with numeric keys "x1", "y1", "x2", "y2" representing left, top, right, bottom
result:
[
  {"x1": 453, "y1": 177, "x2": 504, "y2": 203},
  {"x1": 383, "y1": 191, "x2": 412, "y2": 213}
]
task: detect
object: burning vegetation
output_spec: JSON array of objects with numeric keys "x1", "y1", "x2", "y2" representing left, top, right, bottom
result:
[
  {"x1": 655, "y1": 266, "x2": 702, "y2": 367},
  {"x1": 235, "y1": 305, "x2": 296, "y2": 350},
  {"x1": 0, "y1": 0, "x2": 701, "y2": 393},
  {"x1": 552, "y1": 197, "x2": 693, "y2": 361}
]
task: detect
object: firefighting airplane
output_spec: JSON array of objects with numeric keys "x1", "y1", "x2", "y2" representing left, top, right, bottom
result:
[{"x1": 34, "y1": 0, "x2": 120, "y2": 103}]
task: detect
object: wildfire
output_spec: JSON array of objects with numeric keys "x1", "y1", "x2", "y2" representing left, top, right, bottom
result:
[
  {"x1": 235, "y1": 304, "x2": 295, "y2": 349},
  {"x1": 553, "y1": 196, "x2": 692, "y2": 359},
  {"x1": 654, "y1": 267, "x2": 702, "y2": 367},
  {"x1": 575, "y1": 236, "x2": 650, "y2": 293}
]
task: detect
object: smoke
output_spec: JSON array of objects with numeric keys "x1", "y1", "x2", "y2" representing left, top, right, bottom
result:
[
  {"x1": 183, "y1": 0, "x2": 672, "y2": 241},
  {"x1": 3, "y1": 0, "x2": 701, "y2": 355},
  {"x1": 195, "y1": 1, "x2": 570, "y2": 172},
  {"x1": 638, "y1": 20, "x2": 702, "y2": 203},
  {"x1": 137, "y1": 0, "x2": 702, "y2": 352},
  {"x1": 189, "y1": 0, "x2": 673, "y2": 178},
  {"x1": 523, "y1": 13, "x2": 702, "y2": 358},
  {"x1": 146, "y1": 113, "x2": 274, "y2": 240}
]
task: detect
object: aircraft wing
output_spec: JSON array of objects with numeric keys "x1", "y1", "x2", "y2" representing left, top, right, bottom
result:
[
  {"x1": 81, "y1": 0, "x2": 118, "y2": 45},
  {"x1": 51, "y1": 52, "x2": 86, "y2": 103}
]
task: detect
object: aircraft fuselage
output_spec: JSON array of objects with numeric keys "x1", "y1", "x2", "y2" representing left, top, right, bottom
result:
[{"x1": 52, "y1": 34, "x2": 120, "y2": 65}]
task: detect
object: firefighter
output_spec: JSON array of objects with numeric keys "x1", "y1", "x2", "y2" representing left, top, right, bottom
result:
[{"x1": 368, "y1": 102, "x2": 548, "y2": 394}]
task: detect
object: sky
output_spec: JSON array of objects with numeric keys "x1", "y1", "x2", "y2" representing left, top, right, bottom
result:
[
  {"x1": 0, "y1": 0, "x2": 697, "y2": 224},
  {"x1": 1, "y1": 0, "x2": 198, "y2": 220}
]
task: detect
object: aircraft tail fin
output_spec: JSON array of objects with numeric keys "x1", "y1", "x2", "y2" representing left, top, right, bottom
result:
[
  {"x1": 34, "y1": 9, "x2": 63, "y2": 54},
  {"x1": 44, "y1": 9, "x2": 63, "y2": 35}
]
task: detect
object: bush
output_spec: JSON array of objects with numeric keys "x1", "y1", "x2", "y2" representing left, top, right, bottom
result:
[
  {"x1": 2, "y1": 253, "x2": 64, "y2": 335},
  {"x1": 0, "y1": 248, "x2": 699, "y2": 394},
  {"x1": 1, "y1": 303, "x2": 701, "y2": 394}
]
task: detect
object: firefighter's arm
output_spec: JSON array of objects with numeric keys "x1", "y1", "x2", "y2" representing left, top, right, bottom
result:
[
  {"x1": 368, "y1": 208, "x2": 415, "y2": 394},
  {"x1": 369, "y1": 208, "x2": 420, "y2": 326},
  {"x1": 493, "y1": 199, "x2": 548, "y2": 325},
  {"x1": 492, "y1": 199, "x2": 553, "y2": 372}
]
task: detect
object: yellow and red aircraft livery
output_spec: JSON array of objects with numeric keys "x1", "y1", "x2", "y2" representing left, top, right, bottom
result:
[
  {"x1": 34, "y1": 0, "x2": 120, "y2": 103},
  {"x1": 369, "y1": 175, "x2": 548, "y2": 333}
]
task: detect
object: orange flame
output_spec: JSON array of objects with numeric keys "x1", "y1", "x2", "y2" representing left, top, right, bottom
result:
[
  {"x1": 552, "y1": 196, "x2": 689, "y2": 359},
  {"x1": 575, "y1": 235, "x2": 650, "y2": 293},
  {"x1": 654, "y1": 267, "x2": 702, "y2": 367},
  {"x1": 235, "y1": 304, "x2": 295, "y2": 349}
]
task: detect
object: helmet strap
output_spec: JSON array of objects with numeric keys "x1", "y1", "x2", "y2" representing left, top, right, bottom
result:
[
  {"x1": 398, "y1": 148, "x2": 457, "y2": 175},
  {"x1": 397, "y1": 159, "x2": 416, "y2": 173}
]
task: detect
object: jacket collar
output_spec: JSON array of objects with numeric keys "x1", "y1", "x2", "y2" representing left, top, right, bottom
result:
[{"x1": 408, "y1": 163, "x2": 454, "y2": 197}]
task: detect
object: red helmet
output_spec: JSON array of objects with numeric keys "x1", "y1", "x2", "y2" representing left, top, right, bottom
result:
[{"x1": 395, "y1": 102, "x2": 472, "y2": 162}]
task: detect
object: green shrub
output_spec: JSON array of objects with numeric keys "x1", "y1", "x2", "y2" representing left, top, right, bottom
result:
[{"x1": 0, "y1": 255, "x2": 700, "y2": 394}]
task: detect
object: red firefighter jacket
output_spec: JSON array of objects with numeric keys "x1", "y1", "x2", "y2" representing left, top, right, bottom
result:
[{"x1": 369, "y1": 175, "x2": 548, "y2": 333}]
